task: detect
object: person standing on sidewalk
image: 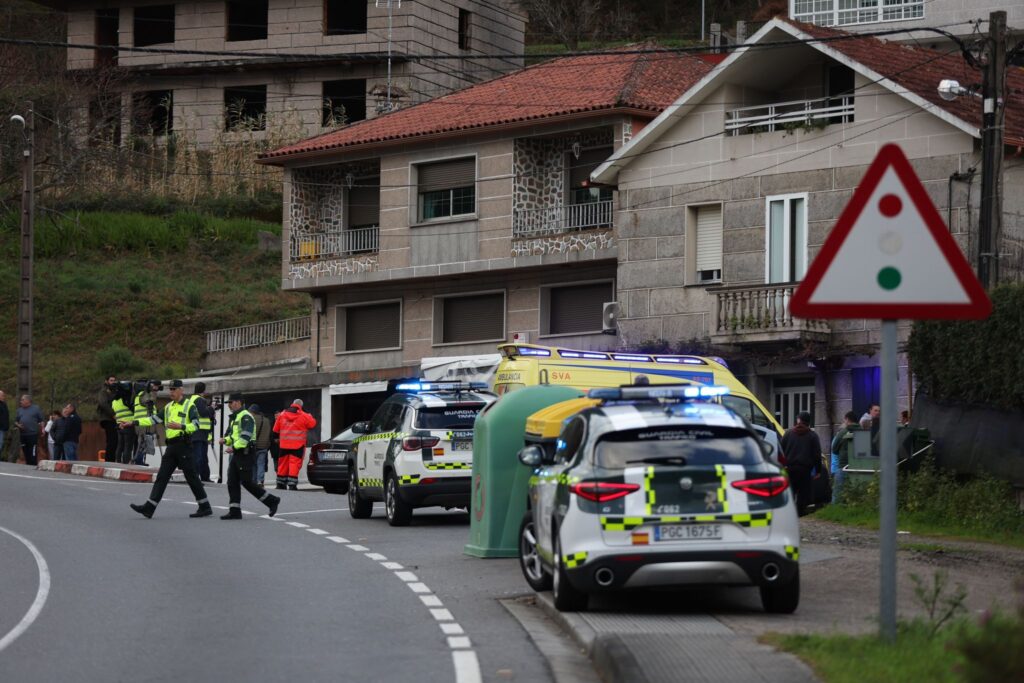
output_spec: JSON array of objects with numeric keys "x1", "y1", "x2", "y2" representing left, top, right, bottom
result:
[
  {"x1": 97, "y1": 376, "x2": 118, "y2": 462},
  {"x1": 15, "y1": 395, "x2": 44, "y2": 466},
  {"x1": 219, "y1": 394, "x2": 280, "y2": 520},
  {"x1": 249, "y1": 404, "x2": 272, "y2": 486},
  {"x1": 132, "y1": 380, "x2": 162, "y2": 466},
  {"x1": 62, "y1": 403, "x2": 82, "y2": 461},
  {"x1": 0, "y1": 389, "x2": 9, "y2": 461},
  {"x1": 780, "y1": 411, "x2": 822, "y2": 516},
  {"x1": 185, "y1": 382, "x2": 213, "y2": 482},
  {"x1": 830, "y1": 411, "x2": 857, "y2": 505},
  {"x1": 112, "y1": 383, "x2": 136, "y2": 464},
  {"x1": 130, "y1": 380, "x2": 212, "y2": 519},
  {"x1": 46, "y1": 410, "x2": 65, "y2": 461},
  {"x1": 273, "y1": 399, "x2": 316, "y2": 491}
]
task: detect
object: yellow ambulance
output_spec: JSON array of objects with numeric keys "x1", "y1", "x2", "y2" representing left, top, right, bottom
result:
[{"x1": 493, "y1": 343, "x2": 783, "y2": 438}]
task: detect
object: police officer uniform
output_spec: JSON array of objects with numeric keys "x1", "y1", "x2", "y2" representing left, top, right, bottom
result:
[
  {"x1": 132, "y1": 380, "x2": 162, "y2": 466},
  {"x1": 112, "y1": 387, "x2": 136, "y2": 464},
  {"x1": 221, "y1": 393, "x2": 280, "y2": 520},
  {"x1": 184, "y1": 382, "x2": 213, "y2": 482},
  {"x1": 131, "y1": 380, "x2": 212, "y2": 519}
]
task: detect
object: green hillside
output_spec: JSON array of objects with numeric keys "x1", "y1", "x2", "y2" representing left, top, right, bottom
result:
[{"x1": 0, "y1": 210, "x2": 307, "y2": 417}]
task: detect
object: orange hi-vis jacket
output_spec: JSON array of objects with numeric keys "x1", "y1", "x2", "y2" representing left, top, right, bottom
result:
[{"x1": 273, "y1": 406, "x2": 317, "y2": 449}]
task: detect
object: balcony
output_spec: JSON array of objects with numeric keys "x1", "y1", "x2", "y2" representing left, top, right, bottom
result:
[
  {"x1": 726, "y1": 96, "x2": 853, "y2": 136},
  {"x1": 290, "y1": 226, "x2": 379, "y2": 261},
  {"x1": 513, "y1": 200, "x2": 613, "y2": 238},
  {"x1": 791, "y1": 0, "x2": 925, "y2": 28},
  {"x1": 206, "y1": 316, "x2": 311, "y2": 354},
  {"x1": 712, "y1": 283, "x2": 830, "y2": 344}
]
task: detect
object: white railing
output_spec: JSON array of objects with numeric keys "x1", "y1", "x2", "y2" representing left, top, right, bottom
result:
[
  {"x1": 206, "y1": 316, "x2": 311, "y2": 354},
  {"x1": 791, "y1": 0, "x2": 924, "y2": 28},
  {"x1": 290, "y1": 226, "x2": 379, "y2": 261},
  {"x1": 715, "y1": 283, "x2": 830, "y2": 336},
  {"x1": 725, "y1": 96, "x2": 853, "y2": 135},
  {"x1": 513, "y1": 200, "x2": 613, "y2": 237}
]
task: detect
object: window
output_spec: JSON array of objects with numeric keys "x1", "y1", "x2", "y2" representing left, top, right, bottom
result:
[
  {"x1": 415, "y1": 405, "x2": 485, "y2": 430},
  {"x1": 134, "y1": 5, "x2": 174, "y2": 47},
  {"x1": 324, "y1": 0, "x2": 367, "y2": 35},
  {"x1": 323, "y1": 79, "x2": 367, "y2": 126},
  {"x1": 226, "y1": 0, "x2": 268, "y2": 42},
  {"x1": 790, "y1": 0, "x2": 923, "y2": 26},
  {"x1": 336, "y1": 300, "x2": 402, "y2": 353},
  {"x1": 433, "y1": 291, "x2": 504, "y2": 345},
  {"x1": 458, "y1": 9, "x2": 471, "y2": 50},
  {"x1": 765, "y1": 194, "x2": 807, "y2": 283},
  {"x1": 596, "y1": 427, "x2": 764, "y2": 469},
  {"x1": 722, "y1": 395, "x2": 773, "y2": 429},
  {"x1": 224, "y1": 85, "x2": 267, "y2": 131},
  {"x1": 132, "y1": 90, "x2": 173, "y2": 136},
  {"x1": 94, "y1": 8, "x2": 119, "y2": 68},
  {"x1": 417, "y1": 158, "x2": 476, "y2": 221},
  {"x1": 568, "y1": 147, "x2": 613, "y2": 205},
  {"x1": 347, "y1": 180, "x2": 380, "y2": 230},
  {"x1": 541, "y1": 280, "x2": 613, "y2": 336},
  {"x1": 370, "y1": 402, "x2": 403, "y2": 432},
  {"x1": 694, "y1": 204, "x2": 723, "y2": 284}
]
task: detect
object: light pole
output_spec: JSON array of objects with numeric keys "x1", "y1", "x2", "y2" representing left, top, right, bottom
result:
[{"x1": 11, "y1": 107, "x2": 34, "y2": 399}]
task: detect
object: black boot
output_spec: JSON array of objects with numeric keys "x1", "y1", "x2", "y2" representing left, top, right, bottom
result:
[
  {"x1": 220, "y1": 508, "x2": 243, "y2": 520},
  {"x1": 190, "y1": 503, "x2": 213, "y2": 518},
  {"x1": 130, "y1": 502, "x2": 155, "y2": 519},
  {"x1": 288, "y1": 484, "x2": 298, "y2": 491},
  {"x1": 265, "y1": 494, "x2": 281, "y2": 517},
  {"x1": 275, "y1": 483, "x2": 286, "y2": 490}
]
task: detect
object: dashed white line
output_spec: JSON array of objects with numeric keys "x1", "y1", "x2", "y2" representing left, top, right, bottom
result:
[
  {"x1": 447, "y1": 636, "x2": 472, "y2": 649},
  {"x1": 365, "y1": 552, "x2": 387, "y2": 561},
  {"x1": 452, "y1": 650, "x2": 482, "y2": 683},
  {"x1": 420, "y1": 595, "x2": 443, "y2": 607},
  {"x1": 394, "y1": 571, "x2": 419, "y2": 582},
  {"x1": 307, "y1": 528, "x2": 330, "y2": 535},
  {"x1": 286, "y1": 522, "x2": 310, "y2": 528},
  {"x1": 347, "y1": 544, "x2": 369, "y2": 551},
  {"x1": 381, "y1": 561, "x2": 404, "y2": 570},
  {"x1": 440, "y1": 623, "x2": 464, "y2": 635},
  {"x1": 0, "y1": 525, "x2": 51, "y2": 654},
  {"x1": 407, "y1": 582, "x2": 431, "y2": 594},
  {"x1": 260, "y1": 514, "x2": 283, "y2": 520},
  {"x1": 430, "y1": 608, "x2": 454, "y2": 621},
  {"x1": 326, "y1": 536, "x2": 350, "y2": 543},
  {"x1": 273, "y1": 508, "x2": 347, "y2": 516}
]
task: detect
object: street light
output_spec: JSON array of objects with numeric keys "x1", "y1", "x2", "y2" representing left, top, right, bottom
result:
[{"x1": 937, "y1": 79, "x2": 977, "y2": 102}]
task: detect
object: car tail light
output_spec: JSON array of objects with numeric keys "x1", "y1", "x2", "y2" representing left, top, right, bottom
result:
[
  {"x1": 309, "y1": 443, "x2": 326, "y2": 461},
  {"x1": 402, "y1": 436, "x2": 440, "y2": 451},
  {"x1": 731, "y1": 476, "x2": 789, "y2": 497},
  {"x1": 569, "y1": 481, "x2": 640, "y2": 502}
]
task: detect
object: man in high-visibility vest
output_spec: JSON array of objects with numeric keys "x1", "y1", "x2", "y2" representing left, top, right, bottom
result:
[
  {"x1": 273, "y1": 398, "x2": 316, "y2": 490},
  {"x1": 130, "y1": 380, "x2": 212, "y2": 519},
  {"x1": 220, "y1": 394, "x2": 280, "y2": 519},
  {"x1": 131, "y1": 380, "x2": 162, "y2": 466},
  {"x1": 112, "y1": 383, "x2": 135, "y2": 464},
  {"x1": 184, "y1": 382, "x2": 213, "y2": 482}
]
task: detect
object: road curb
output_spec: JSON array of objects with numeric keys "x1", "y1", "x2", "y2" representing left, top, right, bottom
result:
[{"x1": 37, "y1": 460, "x2": 183, "y2": 483}]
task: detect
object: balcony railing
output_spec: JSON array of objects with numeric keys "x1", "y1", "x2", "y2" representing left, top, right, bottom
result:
[
  {"x1": 725, "y1": 96, "x2": 853, "y2": 136},
  {"x1": 791, "y1": 0, "x2": 925, "y2": 28},
  {"x1": 714, "y1": 283, "x2": 830, "y2": 338},
  {"x1": 206, "y1": 316, "x2": 311, "y2": 354},
  {"x1": 513, "y1": 200, "x2": 613, "y2": 238},
  {"x1": 290, "y1": 226, "x2": 379, "y2": 261}
]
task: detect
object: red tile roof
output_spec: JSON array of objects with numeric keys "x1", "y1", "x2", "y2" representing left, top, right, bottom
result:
[
  {"x1": 260, "y1": 48, "x2": 714, "y2": 162},
  {"x1": 788, "y1": 19, "x2": 1024, "y2": 146}
]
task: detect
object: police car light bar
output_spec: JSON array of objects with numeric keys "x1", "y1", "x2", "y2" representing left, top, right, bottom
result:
[
  {"x1": 588, "y1": 385, "x2": 731, "y2": 401},
  {"x1": 394, "y1": 381, "x2": 489, "y2": 392}
]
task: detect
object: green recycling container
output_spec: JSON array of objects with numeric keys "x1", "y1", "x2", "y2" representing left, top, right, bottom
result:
[{"x1": 464, "y1": 385, "x2": 584, "y2": 558}]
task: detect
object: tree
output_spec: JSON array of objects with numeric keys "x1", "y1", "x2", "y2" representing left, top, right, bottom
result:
[{"x1": 518, "y1": 0, "x2": 603, "y2": 50}]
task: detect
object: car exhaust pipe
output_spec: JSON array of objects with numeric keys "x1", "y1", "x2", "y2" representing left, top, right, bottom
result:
[
  {"x1": 761, "y1": 562, "x2": 780, "y2": 582},
  {"x1": 594, "y1": 567, "x2": 615, "y2": 587}
]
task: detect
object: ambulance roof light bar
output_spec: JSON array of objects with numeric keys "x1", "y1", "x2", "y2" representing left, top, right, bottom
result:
[{"x1": 588, "y1": 385, "x2": 730, "y2": 402}]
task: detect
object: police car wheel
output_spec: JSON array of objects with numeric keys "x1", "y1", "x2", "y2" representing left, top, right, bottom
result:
[
  {"x1": 348, "y1": 469, "x2": 372, "y2": 519},
  {"x1": 518, "y1": 512, "x2": 552, "y2": 592},
  {"x1": 552, "y1": 533, "x2": 587, "y2": 612},
  {"x1": 760, "y1": 566, "x2": 800, "y2": 614},
  {"x1": 384, "y1": 473, "x2": 412, "y2": 527}
]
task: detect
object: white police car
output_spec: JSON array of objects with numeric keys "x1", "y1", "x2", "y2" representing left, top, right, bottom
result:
[
  {"x1": 347, "y1": 381, "x2": 496, "y2": 526},
  {"x1": 517, "y1": 385, "x2": 800, "y2": 613}
]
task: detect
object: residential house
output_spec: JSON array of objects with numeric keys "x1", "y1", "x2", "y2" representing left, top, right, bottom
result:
[
  {"x1": 244, "y1": 48, "x2": 714, "y2": 435},
  {"x1": 36, "y1": 0, "x2": 526, "y2": 146},
  {"x1": 591, "y1": 18, "x2": 1024, "y2": 432}
]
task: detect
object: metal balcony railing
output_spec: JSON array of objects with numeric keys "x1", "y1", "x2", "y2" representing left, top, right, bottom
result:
[
  {"x1": 725, "y1": 96, "x2": 854, "y2": 135},
  {"x1": 290, "y1": 226, "x2": 379, "y2": 261},
  {"x1": 206, "y1": 316, "x2": 311, "y2": 354},
  {"x1": 714, "y1": 283, "x2": 830, "y2": 336},
  {"x1": 513, "y1": 199, "x2": 613, "y2": 237}
]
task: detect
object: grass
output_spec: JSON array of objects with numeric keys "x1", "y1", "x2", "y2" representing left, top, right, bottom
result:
[{"x1": 764, "y1": 621, "x2": 967, "y2": 683}]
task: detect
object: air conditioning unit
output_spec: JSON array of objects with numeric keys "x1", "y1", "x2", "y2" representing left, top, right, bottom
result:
[
  {"x1": 511, "y1": 331, "x2": 531, "y2": 344},
  {"x1": 602, "y1": 301, "x2": 620, "y2": 335}
]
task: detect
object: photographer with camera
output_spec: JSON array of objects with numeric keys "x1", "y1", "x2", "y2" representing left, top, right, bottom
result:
[{"x1": 132, "y1": 380, "x2": 162, "y2": 466}]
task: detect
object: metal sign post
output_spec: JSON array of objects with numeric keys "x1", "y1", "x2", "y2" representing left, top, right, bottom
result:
[{"x1": 879, "y1": 320, "x2": 898, "y2": 640}]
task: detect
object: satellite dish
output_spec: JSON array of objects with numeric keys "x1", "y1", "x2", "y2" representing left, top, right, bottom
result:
[{"x1": 602, "y1": 301, "x2": 620, "y2": 335}]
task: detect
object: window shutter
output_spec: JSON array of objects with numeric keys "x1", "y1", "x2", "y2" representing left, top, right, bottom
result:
[
  {"x1": 418, "y1": 158, "x2": 475, "y2": 193},
  {"x1": 441, "y1": 293, "x2": 504, "y2": 343},
  {"x1": 695, "y1": 205, "x2": 723, "y2": 272},
  {"x1": 568, "y1": 148, "x2": 613, "y2": 189},
  {"x1": 549, "y1": 282, "x2": 612, "y2": 335},
  {"x1": 348, "y1": 181, "x2": 379, "y2": 227},
  {"x1": 344, "y1": 302, "x2": 400, "y2": 351}
]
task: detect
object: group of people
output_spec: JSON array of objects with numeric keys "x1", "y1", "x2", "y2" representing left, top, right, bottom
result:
[{"x1": 0, "y1": 391, "x2": 83, "y2": 466}]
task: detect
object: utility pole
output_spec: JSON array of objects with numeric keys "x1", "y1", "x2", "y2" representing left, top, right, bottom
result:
[
  {"x1": 978, "y1": 10, "x2": 1006, "y2": 288},
  {"x1": 13, "y1": 105, "x2": 34, "y2": 399}
]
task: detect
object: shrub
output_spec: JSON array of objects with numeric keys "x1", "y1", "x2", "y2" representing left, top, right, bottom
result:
[
  {"x1": 96, "y1": 344, "x2": 147, "y2": 378},
  {"x1": 957, "y1": 582, "x2": 1024, "y2": 682}
]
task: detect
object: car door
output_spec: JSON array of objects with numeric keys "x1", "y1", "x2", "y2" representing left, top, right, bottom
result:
[
  {"x1": 357, "y1": 403, "x2": 397, "y2": 492},
  {"x1": 536, "y1": 416, "x2": 585, "y2": 561}
]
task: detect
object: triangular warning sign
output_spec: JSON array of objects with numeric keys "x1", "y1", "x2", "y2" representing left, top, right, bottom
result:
[{"x1": 791, "y1": 144, "x2": 990, "y2": 320}]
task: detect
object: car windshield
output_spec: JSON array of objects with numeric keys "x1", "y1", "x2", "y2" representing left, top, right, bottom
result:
[
  {"x1": 415, "y1": 405, "x2": 484, "y2": 429},
  {"x1": 330, "y1": 427, "x2": 356, "y2": 442},
  {"x1": 595, "y1": 426, "x2": 763, "y2": 469}
]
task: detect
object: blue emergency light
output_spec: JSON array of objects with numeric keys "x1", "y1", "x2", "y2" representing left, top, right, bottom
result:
[
  {"x1": 394, "y1": 381, "x2": 489, "y2": 392},
  {"x1": 517, "y1": 347, "x2": 551, "y2": 357},
  {"x1": 588, "y1": 384, "x2": 730, "y2": 401}
]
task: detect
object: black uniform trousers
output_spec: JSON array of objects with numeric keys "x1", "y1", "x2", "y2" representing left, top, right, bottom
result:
[
  {"x1": 227, "y1": 449, "x2": 271, "y2": 508},
  {"x1": 116, "y1": 426, "x2": 136, "y2": 464},
  {"x1": 146, "y1": 439, "x2": 209, "y2": 506}
]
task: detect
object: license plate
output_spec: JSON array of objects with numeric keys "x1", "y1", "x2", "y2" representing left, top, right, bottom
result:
[
  {"x1": 655, "y1": 524, "x2": 722, "y2": 541},
  {"x1": 452, "y1": 440, "x2": 473, "y2": 452},
  {"x1": 319, "y1": 452, "x2": 345, "y2": 461}
]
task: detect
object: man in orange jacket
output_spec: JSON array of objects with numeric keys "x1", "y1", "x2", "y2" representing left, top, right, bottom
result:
[{"x1": 273, "y1": 398, "x2": 317, "y2": 490}]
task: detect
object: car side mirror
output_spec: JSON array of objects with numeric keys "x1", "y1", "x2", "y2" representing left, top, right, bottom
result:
[
  {"x1": 352, "y1": 421, "x2": 370, "y2": 434},
  {"x1": 518, "y1": 445, "x2": 544, "y2": 468}
]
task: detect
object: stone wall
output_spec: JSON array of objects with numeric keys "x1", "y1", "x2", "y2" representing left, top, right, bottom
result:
[
  {"x1": 512, "y1": 127, "x2": 613, "y2": 214},
  {"x1": 288, "y1": 254, "x2": 379, "y2": 283},
  {"x1": 511, "y1": 229, "x2": 615, "y2": 257}
]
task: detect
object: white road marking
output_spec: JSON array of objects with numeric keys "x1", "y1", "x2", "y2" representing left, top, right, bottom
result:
[
  {"x1": 381, "y1": 561, "x2": 404, "y2": 570},
  {"x1": 452, "y1": 650, "x2": 482, "y2": 683},
  {"x1": 307, "y1": 529, "x2": 330, "y2": 535},
  {"x1": 286, "y1": 522, "x2": 310, "y2": 528},
  {"x1": 0, "y1": 525, "x2": 51, "y2": 654},
  {"x1": 440, "y1": 623, "x2": 464, "y2": 635},
  {"x1": 394, "y1": 571, "x2": 419, "y2": 582},
  {"x1": 365, "y1": 552, "x2": 387, "y2": 561},
  {"x1": 407, "y1": 582, "x2": 431, "y2": 594},
  {"x1": 420, "y1": 595, "x2": 443, "y2": 607},
  {"x1": 447, "y1": 636, "x2": 472, "y2": 649},
  {"x1": 0, "y1": 472, "x2": 128, "y2": 485},
  {"x1": 273, "y1": 508, "x2": 347, "y2": 516},
  {"x1": 346, "y1": 544, "x2": 368, "y2": 551},
  {"x1": 430, "y1": 608, "x2": 454, "y2": 621},
  {"x1": 326, "y1": 536, "x2": 350, "y2": 543},
  {"x1": 260, "y1": 514, "x2": 283, "y2": 520}
]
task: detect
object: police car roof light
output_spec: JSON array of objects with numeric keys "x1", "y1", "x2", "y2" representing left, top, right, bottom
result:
[
  {"x1": 588, "y1": 385, "x2": 730, "y2": 402},
  {"x1": 394, "y1": 380, "x2": 489, "y2": 393}
]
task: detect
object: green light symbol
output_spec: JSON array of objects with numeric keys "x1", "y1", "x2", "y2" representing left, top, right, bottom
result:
[{"x1": 877, "y1": 267, "x2": 901, "y2": 290}]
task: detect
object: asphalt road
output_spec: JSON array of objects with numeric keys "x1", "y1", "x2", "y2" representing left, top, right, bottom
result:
[{"x1": 0, "y1": 463, "x2": 553, "y2": 683}]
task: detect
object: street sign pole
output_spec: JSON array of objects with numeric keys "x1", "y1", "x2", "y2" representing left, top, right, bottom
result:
[{"x1": 879, "y1": 319, "x2": 898, "y2": 641}]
